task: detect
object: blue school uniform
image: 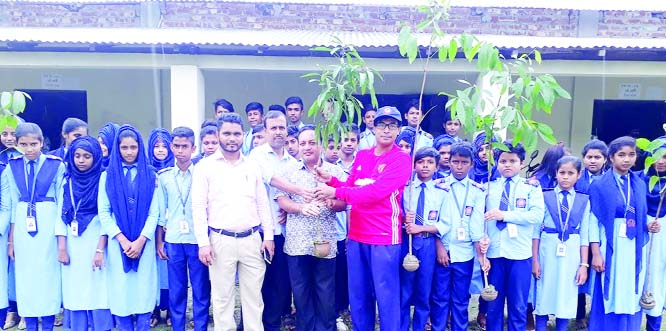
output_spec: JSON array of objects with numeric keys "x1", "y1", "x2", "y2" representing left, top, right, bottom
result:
[
  {"x1": 588, "y1": 170, "x2": 648, "y2": 331},
  {"x1": 485, "y1": 175, "x2": 544, "y2": 331},
  {"x1": 358, "y1": 129, "x2": 376, "y2": 150},
  {"x1": 157, "y1": 164, "x2": 211, "y2": 331},
  {"x1": 533, "y1": 188, "x2": 591, "y2": 319},
  {"x1": 0, "y1": 148, "x2": 21, "y2": 165},
  {"x1": 431, "y1": 176, "x2": 485, "y2": 331},
  {"x1": 574, "y1": 169, "x2": 604, "y2": 194},
  {"x1": 1, "y1": 154, "x2": 64, "y2": 317},
  {"x1": 0, "y1": 163, "x2": 8, "y2": 316},
  {"x1": 643, "y1": 174, "x2": 666, "y2": 330},
  {"x1": 399, "y1": 178, "x2": 447, "y2": 331},
  {"x1": 48, "y1": 146, "x2": 67, "y2": 160}
]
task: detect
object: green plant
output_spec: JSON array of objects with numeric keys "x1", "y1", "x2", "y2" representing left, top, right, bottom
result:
[
  {"x1": 0, "y1": 90, "x2": 30, "y2": 131},
  {"x1": 303, "y1": 38, "x2": 382, "y2": 145}
]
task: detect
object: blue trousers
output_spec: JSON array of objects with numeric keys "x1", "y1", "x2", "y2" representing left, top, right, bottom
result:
[
  {"x1": 335, "y1": 240, "x2": 349, "y2": 313},
  {"x1": 399, "y1": 236, "x2": 436, "y2": 331},
  {"x1": 486, "y1": 257, "x2": 532, "y2": 331},
  {"x1": 647, "y1": 315, "x2": 662, "y2": 331},
  {"x1": 347, "y1": 240, "x2": 401, "y2": 331},
  {"x1": 114, "y1": 313, "x2": 151, "y2": 331},
  {"x1": 25, "y1": 315, "x2": 54, "y2": 331},
  {"x1": 431, "y1": 259, "x2": 474, "y2": 331},
  {"x1": 287, "y1": 255, "x2": 336, "y2": 331},
  {"x1": 67, "y1": 310, "x2": 113, "y2": 331},
  {"x1": 535, "y1": 315, "x2": 568, "y2": 331},
  {"x1": 262, "y1": 234, "x2": 292, "y2": 331},
  {"x1": 166, "y1": 243, "x2": 211, "y2": 331}
]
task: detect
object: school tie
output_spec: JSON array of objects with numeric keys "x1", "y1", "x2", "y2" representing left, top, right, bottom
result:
[
  {"x1": 621, "y1": 175, "x2": 637, "y2": 239},
  {"x1": 560, "y1": 190, "x2": 569, "y2": 229},
  {"x1": 497, "y1": 178, "x2": 511, "y2": 230},
  {"x1": 415, "y1": 182, "x2": 426, "y2": 225},
  {"x1": 124, "y1": 165, "x2": 136, "y2": 193},
  {"x1": 27, "y1": 160, "x2": 35, "y2": 198}
]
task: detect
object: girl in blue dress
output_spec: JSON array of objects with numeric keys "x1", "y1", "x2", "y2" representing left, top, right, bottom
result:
[
  {"x1": 2, "y1": 123, "x2": 65, "y2": 331},
  {"x1": 98, "y1": 125, "x2": 159, "y2": 331},
  {"x1": 532, "y1": 156, "x2": 590, "y2": 331},
  {"x1": 97, "y1": 122, "x2": 119, "y2": 169},
  {"x1": 588, "y1": 136, "x2": 660, "y2": 331},
  {"x1": 49, "y1": 118, "x2": 88, "y2": 160},
  {"x1": 56, "y1": 135, "x2": 113, "y2": 331},
  {"x1": 147, "y1": 128, "x2": 174, "y2": 327}
]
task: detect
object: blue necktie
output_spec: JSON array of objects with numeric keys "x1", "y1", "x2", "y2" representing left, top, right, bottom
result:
[
  {"x1": 560, "y1": 190, "x2": 569, "y2": 231},
  {"x1": 125, "y1": 165, "x2": 136, "y2": 193},
  {"x1": 415, "y1": 183, "x2": 426, "y2": 225},
  {"x1": 27, "y1": 160, "x2": 35, "y2": 198},
  {"x1": 497, "y1": 178, "x2": 511, "y2": 230},
  {"x1": 621, "y1": 175, "x2": 637, "y2": 239}
]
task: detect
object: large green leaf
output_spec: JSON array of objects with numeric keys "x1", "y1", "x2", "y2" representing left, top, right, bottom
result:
[
  {"x1": 0, "y1": 92, "x2": 11, "y2": 111},
  {"x1": 11, "y1": 91, "x2": 26, "y2": 114}
]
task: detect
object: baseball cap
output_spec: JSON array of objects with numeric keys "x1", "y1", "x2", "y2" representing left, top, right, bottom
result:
[{"x1": 373, "y1": 106, "x2": 402, "y2": 126}]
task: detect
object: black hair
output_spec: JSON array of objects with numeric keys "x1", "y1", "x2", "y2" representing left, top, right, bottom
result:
[
  {"x1": 533, "y1": 143, "x2": 568, "y2": 180},
  {"x1": 608, "y1": 136, "x2": 636, "y2": 158},
  {"x1": 556, "y1": 155, "x2": 582, "y2": 173},
  {"x1": 252, "y1": 124, "x2": 265, "y2": 134},
  {"x1": 287, "y1": 125, "x2": 300, "y2": 138},
  {"x1": 284, "y1": 96, "x2": 304, "y2": 109},
  {"x1": 171, "y1": 126, "x2": 195, "y2": 145},
  {"x1": 200, "y1": 119, "x2": 217, "y2": 129},
  {"x1": 217, "y1": 113, "x2": 244, "y2": 130},
  {"x1": 450, "y1": 142, "x2": 474, "y2": 160},
  {"x1": 61, "y1": 117, "x2": 88, "y2": 134},
  {"x1": 414, "y1": 146, "x2": 440, "y2": 164},
  {"x1": 200, "y1": 125, "x2": 218, "y2": 140},
  {"x1": 582, "y1": 139, "x2": 608, "y2": 158},
  {"x1": 297, "y1": 125, "x2": 316, "y2": 139},
  {"x1": 213, "y1": 99, "x2": 234, "y2": 113},
  {"x1": 404, "y1": 98, "x2": 420, "y2": 113},
  {"x1": 16, "y1": 122, "x2": 43, "y2": 142},
  {"x1": 344, "y1": 123, "x2": 360, "y2": 140},
  {"x1": 263, "y1": 110, "x2": 287, "y2": 128},
  {"x1": 362, "y1": 104, "x2": 376, "y2": 116},
  {"x1": 118, "y1": 129, "x2": 138, "y2": 142},
  {"x1": 268, "y1": 104, "x2": 286, "y2": 114},
  {"x1": 494, "y1": 140, "x2": 526, "y2": 161},
  {"x1": 245, "y1": 102, "x2": 264, "y2": 115}
]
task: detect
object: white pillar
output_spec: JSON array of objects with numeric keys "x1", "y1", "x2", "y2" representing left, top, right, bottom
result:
[
  {"x1": 170, "y1": 65, "x2": 205, "y2": 139},
  {"x1": 476, "y1": 71, "x2": 508, "y2": 140}
]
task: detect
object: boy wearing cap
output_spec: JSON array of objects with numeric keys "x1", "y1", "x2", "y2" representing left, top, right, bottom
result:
[
  {"x1": 400, "y1": 147, "x2": 447, "y2": 331},
  {"x1": 314, "y1": 106, "x2": 412, "y2": 331},
  {"x1": 430, "y1": 142, "x2": 488, "y2": 331}
]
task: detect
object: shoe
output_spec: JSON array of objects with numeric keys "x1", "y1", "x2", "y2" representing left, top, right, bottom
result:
[
  {"x1": 54, "y1": 314, "x2": 63, "y2": 327},
  {"x1": 3, "y1": 312, "x2": 18, "y2": 329},
  {"x1": 476, "y1": 313, "x2": 486, "y2": 331},
  {"x1": 17, "y1": 318, "x2": 26, "y2": 330},
  {"x1": 336, "y1": 317, "x2": 349, "y2": 331},
  {"x1": 188, "y1": 320, "x2": 195, "y2": 329},
  {"x1": 150, "y1": 316, "x2": 160, "y2": 328},
  {"x1": 575, "y1": 319, "x2": 588, "y2": 331}
]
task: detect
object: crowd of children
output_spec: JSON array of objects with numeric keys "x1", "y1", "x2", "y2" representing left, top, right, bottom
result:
[{"x1": 0, "y1": 95, "x2": 662, "y2": 331}]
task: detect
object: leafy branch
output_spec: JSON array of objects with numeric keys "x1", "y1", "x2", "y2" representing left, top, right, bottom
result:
[
  {"x1": 0, "y1": 91, "x2": 30, "y2": 130},
  {"x1": 302, "y1": 37, "x2": 382, "y2": 146}
]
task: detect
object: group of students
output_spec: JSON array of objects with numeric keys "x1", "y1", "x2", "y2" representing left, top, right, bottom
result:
[{"x1": 0, "y1": 93, "x2": 663, "y2": 331}]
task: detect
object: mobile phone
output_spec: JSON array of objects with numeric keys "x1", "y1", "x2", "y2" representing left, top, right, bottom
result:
[{"x1": 263, "y1": 248, "x2": 272, "y2": 264}]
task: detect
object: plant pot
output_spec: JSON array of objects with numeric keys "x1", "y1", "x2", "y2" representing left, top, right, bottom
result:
[
  {"x1": 402, "y1": 253, "x2": 420, "y2": 272},
  {"x1": 313, "y1": 240, "x2": 331, "y2": 258},
  {"x1": 481, "y1": 285, "x2": 498, "y2": 301},
  {"x1": 640, "y1": 292, "x2": 656, "y2": 310}
]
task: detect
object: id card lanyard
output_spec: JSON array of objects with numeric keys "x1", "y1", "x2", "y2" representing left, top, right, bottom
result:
[
  {"x1": 451, "y1": 180, "x2": 470, "y2": 228},
  {"x1": 555, "y1": 190, "x2": 572, "y2": 244},
  {"x1": 68, "y1": 180, "x2": 83, "y2": 236},
  {"x1": 616, "y1": 175, "x2": 632, "y2": 219},
  {"x1": 174, "y1": 170, "x2": 192, "y2": 219}
]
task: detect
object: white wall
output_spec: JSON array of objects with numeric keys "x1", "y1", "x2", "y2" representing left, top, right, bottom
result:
[{"x1": 0, "y1": 67, "x2": 171, "y2": 139}]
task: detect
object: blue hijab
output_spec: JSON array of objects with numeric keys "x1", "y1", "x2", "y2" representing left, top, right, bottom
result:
[
  {"x1": 98, "y1": 122, "x2": 119, "y2": 168},
  {"x1": 471, "y1": 132, "x2": 497, "y2": 183},
  {"x1": 148, "y1": 128, "x2": 174, "y2": 171},
  {"x1": 61, "y1": 136, "x2": 102, "y2": 235},
  {"x1": 396, "y1": 127, "x2": 416, "y2": 155},
  {"x1": 106, "y1": 125, "x2": 156, "y2": 273}
]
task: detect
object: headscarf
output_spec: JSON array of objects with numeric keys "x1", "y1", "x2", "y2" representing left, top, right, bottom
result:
[
  {"x1": 98, "y1": 122, "x2": 119, "y2": 168},
  {"x1": 472, "y1": 132, "x2": 493, "y2": 183},
  {"x1": 396, "y1": 127, "x2": 416, "y2": 155},
  {"x1": 106, "y1": 125, "x2": 157, "y2": 273},
  {"x1": 148, "y1": 128, "x2": 174, "y2": 171},
  {"x1": 61, "y1": 136, "x2": 103, "y2": 235},
  {"x1": 433, "y1": 134, "x2": 456, "y2": 151}
]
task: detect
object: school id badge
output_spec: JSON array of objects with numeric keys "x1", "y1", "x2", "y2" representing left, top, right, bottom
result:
[
  {"x1": 619, "y1": 223, "x2": 627, "y2": 238},
  {"x1": 179, "y1": 219, "x2": 190, "y2": 234},
  {"x1": 457, "y1": 226, "x2": 466, "y2": 241},
  {"x1": 556, "y1": 242, "x2": 566, "y2": 257},
  {"x1": 507, "y1": 224, "x2": 518, "y2": 238},
  {"x1": 71, "y1": 220, "x2": 79, "y2": 237},
  {"x1": 25, "y1": 216, "x2": 37, "y2": 233}
]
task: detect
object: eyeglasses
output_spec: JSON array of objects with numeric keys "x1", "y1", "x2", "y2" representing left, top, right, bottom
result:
[{"x1": 375, "y1": 123, "x2": 399, "y2": 130}]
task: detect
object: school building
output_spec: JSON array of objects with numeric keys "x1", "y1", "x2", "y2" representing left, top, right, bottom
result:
[{"x1": 1, "y1": 0, "x2": 666, "y2": 153}]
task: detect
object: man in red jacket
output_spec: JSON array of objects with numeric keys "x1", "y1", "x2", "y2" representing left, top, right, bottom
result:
[{"x1": 315, "y1": 106, "x2": 412, "y2": 331}]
